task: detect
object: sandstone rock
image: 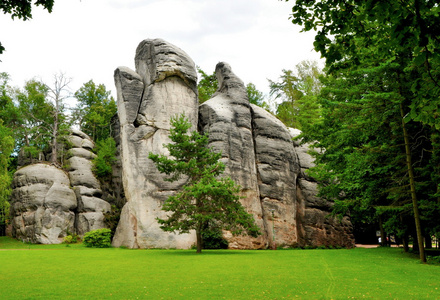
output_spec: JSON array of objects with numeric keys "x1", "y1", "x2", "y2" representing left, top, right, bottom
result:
[
  {"x1": 10, "y1": 163, "x2": 76, "y2": 244},
  {"x1": 291, "y1": 129, "x2": 355, "y2": 248},
  {"x1": 77, "y1": 212, "x2": 107, "y2": 235},
  {"x1": 109, "y1": 39, "x2": 354, "y2": 249},
  {"x1": 65, "y1": 130, "x2": 110, "y2": 236},
  {"x1": 251, "y1": 104, "x2": 299, "y2": 248},
  {"x1": 199, "y1": 62, "x2": 267, "y2": 249},
  {"x1": 112, "y1": 38, "x2": 198, "y2": 248}
]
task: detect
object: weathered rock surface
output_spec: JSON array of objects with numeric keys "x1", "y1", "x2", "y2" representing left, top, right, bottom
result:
[
  {"x1": 10, "y1": 163, "x2": 77, "y2": 244},
  {"x1": 66, "y1": 129, "x2": 110, "y2": 235},
  {"x1": 10, "y1": 130, "x2": 112, "y2": 243},
  {"x1": 199, "y1": 62, "x2": 266, "y2": 249},
  {"x1": 251, "y1": 104, "x2": 299, "y2": 248},
  {"x1": 111, "y1": 39, "x2": 355, "y2": 249},
  {"x1": 112, "y1": 38, "x2": 198, "y2": 248},
  {"x1": 290, "y1": 129, "x2": 354, "y2": 248}
]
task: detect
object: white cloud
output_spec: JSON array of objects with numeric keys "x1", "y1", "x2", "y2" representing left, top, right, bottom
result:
[{"x1": 0, "y1": 0, "x2": 322, "y2": 107}]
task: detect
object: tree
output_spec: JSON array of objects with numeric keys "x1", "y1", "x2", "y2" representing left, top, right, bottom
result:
[
  {"x1": 148, "y1": 114, "x2": 260, "y2": 253},
  {"x1": 73, "y1": 80, "x2": 117, "y2": 142},
  {"x1": 269, "y1": 60, "x2": 322, "y2": 130},
  {"x1": 246, "y1": 83, "x2": 270, "y2": 111},
  {"x1": 197, "y1": 67, "x2": 217, "y2": 104},
  {"x1": 0, "y1": 120, "x2": 14, "y2": 236},
  {"x1": 46, "y1": 72, "x2": 71, "y2": 164},
  {"x1": 15, "y1": 79, "x2": 55, "y2": 161},
  {"x1": 0, "y1": 0, "x2": 55, "y2": 54},
  {"x1": 288, "y1": 0, "x2": 440, "y2": 262}
]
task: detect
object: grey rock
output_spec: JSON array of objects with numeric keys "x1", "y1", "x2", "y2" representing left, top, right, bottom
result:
[
  {"x1": 10, "y1": 164, "x2": 76, "y2": 244},
  {"x1": 199, "y1": 62, "x2": 266, "y2": 249},
  {"x1": 112, "y1": 39, "x2": 198, "y2": 249},
  {"x1": 251, "y1": 104, "x2": 299, "y2": 248},
  {"x1": 77, "y1": 212, "x2": 107, "y2": 235},
  {"x1": 65, "y1": 130, "x2": 110, "y2": 235}
]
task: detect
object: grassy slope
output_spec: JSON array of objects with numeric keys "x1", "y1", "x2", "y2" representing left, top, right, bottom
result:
[{"x1": 1, "y1": 237, "x2": 439, "y2": 299}]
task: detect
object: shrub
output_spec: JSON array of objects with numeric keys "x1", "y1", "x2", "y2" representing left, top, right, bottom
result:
[
  {"x1": 92, "y1": 137, "x2": 117, "y2": 178},
  {"x1": 83, "y1": 228, "x2": 112, "y2": 248},
  {"x1": 201, "y1": 222, "x2": 228, "y2": 249},
  {"x1": 63, "y1": 234, "x2": 79, "y2": 244}
]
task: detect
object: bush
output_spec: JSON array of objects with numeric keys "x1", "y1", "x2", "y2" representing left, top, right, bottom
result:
[
  {"x1": 93, "y1": 137, "x2": 117, "y2": 178},
  {"x1": 201, "y1": 222, "x2": 228, "y2": 249},
  {"x1": 83, "y1": 228, "x2": 112, "y2": 248},
  {"x1": 63, "y1": 234, "x2": 79, "y2": 244}
]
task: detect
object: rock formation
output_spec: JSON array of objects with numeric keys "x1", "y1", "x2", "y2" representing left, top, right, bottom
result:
[
  {"x1": 291, "y1": 130, "x2": 354, "y2": 248},
  {"x1": 10, "y1": 130, "x2": 111, "y2": 244},
  {"x1": 112, "y1": 39, "x2": 198, "y2": 248},
  {"x1": 10, "y1": 163, "x2": 77, "y2": 244},
  {"x1": 113, "y1": 39, "x2": 354, "y2": 249},
  {"x1": 65, "y1": 129, "x2": 111, "y2": 236},
  {"x1": 198, "y1": 62, "x2": 266, "y2": 249}
]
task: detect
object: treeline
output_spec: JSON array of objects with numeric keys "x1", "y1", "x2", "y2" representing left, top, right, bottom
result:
[
  {"x1": 285, "y1": 0, "x2": 440, "y2": 263},
  {"x1": 0, "y1": 73, "x2": 117, "y2": 235}
]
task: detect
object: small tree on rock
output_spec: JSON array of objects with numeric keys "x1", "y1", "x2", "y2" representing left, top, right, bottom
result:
[{"x1": 148, "y1": 114, "x2": 261, "y2": 253}]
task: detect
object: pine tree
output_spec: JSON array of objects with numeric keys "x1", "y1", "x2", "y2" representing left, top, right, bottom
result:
[{"x1": 148, "y1": 114, "x2": 260, "y2": 253}]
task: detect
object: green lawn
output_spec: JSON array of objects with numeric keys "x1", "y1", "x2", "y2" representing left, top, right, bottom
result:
[{"x1": 1, "y1": 237, "x2": 439, "y2": 299}]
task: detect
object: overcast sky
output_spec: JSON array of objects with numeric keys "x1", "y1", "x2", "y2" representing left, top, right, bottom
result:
[{"x1": 0, "y1": 0, "x2": 321, "y2": 105}]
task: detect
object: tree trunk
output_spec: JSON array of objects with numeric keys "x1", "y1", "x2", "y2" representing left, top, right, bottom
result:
[
  {"x1": 400, "y1": 102, "x2": 426, "y2": 263},
  {"x1": 425, "y1": 235, "x2": 432, "y2": 249},
  {"x1": 51, "y1": 111, "x2": 58, "y2": 164},
  {"x1": 196, "y1": 227, "x2": 202, "y2": 254},
  {"x1": 402, "y1": 235, "x2": 409, "y2": 252}
]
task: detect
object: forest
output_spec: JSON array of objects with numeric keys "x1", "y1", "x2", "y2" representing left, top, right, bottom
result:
[{"x1": 1, "y1": 0, "x2": 439, "y2": 264}]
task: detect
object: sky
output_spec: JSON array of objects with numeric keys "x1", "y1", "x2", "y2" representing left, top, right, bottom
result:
[{"x1": 0, "y1": 0, "x2": 322, "y2": 106}]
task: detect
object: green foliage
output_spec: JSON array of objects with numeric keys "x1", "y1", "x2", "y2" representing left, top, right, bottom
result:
[
  {"x1": 92, "y1": 137, "x2": 117, "y2": 178},
  {"x1": 73, "y1": 80, "x2": 117, "y2": 142},
  {"x1": 0, "y1": 0, "x2": 54, "y2": 54},
  {"x1": 197, "y1": 67, "x2": 217, "y2": 103},
  {"x1": 246, "y1": 82, "x2": 270, "y2": 111},
  {"x1": 82, "y1": 228, "x2": 112, "y2": 248},
  {"x1": 197, "y1": 67, "x2": 269, "y2": 110},
  {"x1": 63, "y1": 234, "x2": 79, "y2": 244},
  {"x1": 269, "y1": 60, "x2": 322, "y2": 129},
  {"x1": 149, "y1": 114, "x2": 260, "y2": 253},
  {"x1": 200, "y1": 221, "x2": 228, "y2": 249},
  {"x1": 104, "y1": 205, "x2": 121, "y2": 237}
]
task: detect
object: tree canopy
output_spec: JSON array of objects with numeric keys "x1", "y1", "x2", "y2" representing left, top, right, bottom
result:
[
  {"x1": 1, "y1": 0, "x2": 55, "y2": 54},
  {"x1": 289, "y1": 0, "x2": 440, "y2": 262},
  {"x1": 148, "y1": 114, "x2": 260, "y2": 253}
]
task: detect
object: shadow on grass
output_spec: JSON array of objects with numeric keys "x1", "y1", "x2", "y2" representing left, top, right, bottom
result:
[{"x1": 146, "y1": 249, "x2": 260, "y2": 256}]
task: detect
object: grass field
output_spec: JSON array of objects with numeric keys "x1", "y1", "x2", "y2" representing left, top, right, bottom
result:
[{"x1": 1, "y1": 237, "x2": 439, "y2": 299}]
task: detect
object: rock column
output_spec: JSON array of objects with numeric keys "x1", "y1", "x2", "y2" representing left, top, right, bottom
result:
[{"x1": 112, "y1": 39, "x2": 198, "y2": 248}]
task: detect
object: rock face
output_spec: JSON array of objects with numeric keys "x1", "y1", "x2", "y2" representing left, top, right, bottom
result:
[
  {"x1": 291, "y1": 130, "x2": 354, "y2": 248},
  {"x1": 10, "y1": 130, "x2": 111, "y2": 244},
  {"x1": 112, "y1": 39, "x2": 355, "y2": 249},
  {"x1": 66, "y1": 129, "x2": 111, "y2": 236},
  {"x1": 112, "y1": 39, "x2": 198, "y2": 248},
  {"x1": 10, "y1": 164, "x2": 77, "y2": 244},
  {"x1": 199, "y1": 62, "x2": 266, "y2": 249}
]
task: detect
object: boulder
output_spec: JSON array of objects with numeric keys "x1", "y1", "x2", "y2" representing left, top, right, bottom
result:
[
  {"x1": 112, "y1": 38, "x2": 198, "y2": 248},
  {"x1": 10, "y1": 164, "x2": 76, "y2": 244}
]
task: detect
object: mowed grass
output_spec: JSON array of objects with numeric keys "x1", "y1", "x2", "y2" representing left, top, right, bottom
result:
[{"x1": 1, "y1": 237, "x2": 439, "y2": 299}]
